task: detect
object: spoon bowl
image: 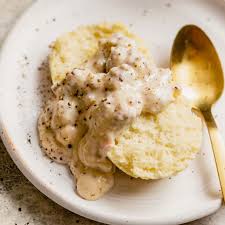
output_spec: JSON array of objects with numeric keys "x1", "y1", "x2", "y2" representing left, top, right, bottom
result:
[
  {"x1": 171, "y1": 25, "x2": 224, "y2": 111},
  {"x1": 171, "y1": 24, "x2": 225, "y2": 202}
]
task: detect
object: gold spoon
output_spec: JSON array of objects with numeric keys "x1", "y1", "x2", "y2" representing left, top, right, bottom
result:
[{"x1": 170, "y1": 25, "x2": 225, "y2": 200}]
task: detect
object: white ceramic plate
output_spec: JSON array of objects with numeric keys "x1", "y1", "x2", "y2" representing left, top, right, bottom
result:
[{"x1": 1, "y1": 0, "x2": 225, "y2": 224}]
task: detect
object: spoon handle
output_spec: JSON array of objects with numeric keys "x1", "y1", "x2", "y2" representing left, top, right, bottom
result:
[{"x1": 202, "y1": 110, "x2": 225, "y2": 201}]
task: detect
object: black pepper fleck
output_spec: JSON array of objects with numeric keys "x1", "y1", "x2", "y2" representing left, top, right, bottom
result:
[
  {"x1": 165, "y1": 2, "x2": 172, "y2": 8},
  {"x1": 27, "y1": 133, "x2": 32, "y2": 144},
  {"x1": 74, "y1": 90, "x2": 79, "y2": 97},
  {"x1": 68, "y1": 144, "x2": 73, "y2": 149}
]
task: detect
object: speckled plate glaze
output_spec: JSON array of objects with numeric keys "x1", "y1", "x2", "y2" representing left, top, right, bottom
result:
[{"x1": 0, "y1": 0, "x2": 225, "y2": 224}]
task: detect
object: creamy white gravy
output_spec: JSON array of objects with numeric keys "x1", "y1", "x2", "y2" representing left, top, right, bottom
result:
[{"x1": 38, "y1": 33, "x2": 174, "y2": 200}]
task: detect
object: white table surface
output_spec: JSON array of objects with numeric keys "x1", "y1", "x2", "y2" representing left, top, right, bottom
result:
[{"x1": 0, "y1": 1, "x2": 225, "y2": 225}]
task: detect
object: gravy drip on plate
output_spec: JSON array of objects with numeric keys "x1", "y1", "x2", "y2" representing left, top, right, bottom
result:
[{"x1": 38, "y1": 33, "x2": 174, "y2": 200}]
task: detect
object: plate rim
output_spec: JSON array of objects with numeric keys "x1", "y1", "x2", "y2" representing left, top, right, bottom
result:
[{"x1": 0, "y1": 0, "x2": 224, "y2": 224}]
